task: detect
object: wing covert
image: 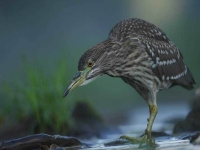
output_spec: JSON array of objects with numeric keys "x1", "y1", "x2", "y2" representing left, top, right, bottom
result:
[
  {"x1": 109, "y1": 18, "x2": 170, "y2": 43},
  {"x1": 108, "y1": 18, "x2": 195, "y2": 87}
]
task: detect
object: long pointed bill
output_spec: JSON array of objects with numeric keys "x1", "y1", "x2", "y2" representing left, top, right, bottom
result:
[{"x1": 62, "y1": 69, "x2": 90, "y2": 97}]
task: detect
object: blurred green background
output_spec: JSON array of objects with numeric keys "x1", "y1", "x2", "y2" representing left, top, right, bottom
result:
[{"x1": 0, "y1": 0, "x2": 200, "y2": 139}]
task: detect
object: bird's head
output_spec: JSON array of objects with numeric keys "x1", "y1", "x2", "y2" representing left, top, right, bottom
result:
[{"x1": 62, "y1": 40, "x2": 114, "y2": 97}]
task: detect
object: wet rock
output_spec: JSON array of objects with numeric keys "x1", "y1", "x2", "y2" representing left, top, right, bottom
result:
[
  {"x1": 173, "y1": 120, "x2": 196, "y2": 133},
  {"x1": 190, "y1": 132, "x2": 200, "y2": 145},
  {"x1": 104, "y1": 139, "x2": 130, "y2": 146},
  {"x1": 104, "y1": 132, "x2": 169, "y2": 147},
  {"x1": 173, "y1": 88, "x2": 200, "y2": 133},
  {"x1": 104, "y1": 138, "x2": 158, "y2": 149},
  {"x1": 0, "y1": 133, "x2": 82, "y2": 150},
  {"x1": 43, "y1": 144, "x2": 65, "y2": 150}
]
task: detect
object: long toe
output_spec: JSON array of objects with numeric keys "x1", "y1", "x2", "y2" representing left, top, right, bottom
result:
[
  {"x1": 120, "y1": 135, "x2": 144, "y2": 143},
  {"x1": 120, "y1": 134, "x2": 157, "y2": 147}
]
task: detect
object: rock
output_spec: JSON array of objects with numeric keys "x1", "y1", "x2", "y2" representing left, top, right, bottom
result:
[
  {"x1": 104, "y1": 139, "x2": 130, "y2": 146},
  {"x1": 173, "y1": 88, "x2": 200, "y2": 133},
  {"x1": 173, "y1": 120, "x2": 196, "y2": 133},
  {"x1": 49, "y1": 144, "x2": 65, "y2": 150},
  {"x1": 190, "y1": 132, "x2": 200, "y2": 145},
  {"x1": 0, "y1": 133, "x2": 82, "y2": 150}
]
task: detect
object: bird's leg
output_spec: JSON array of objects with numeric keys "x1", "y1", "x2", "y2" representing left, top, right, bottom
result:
[
  {"x1": 120, "y1": 92, "x2": 158, "y2": 147},
  {"x1": 144, "y1": 101, "x2": 158, "y2": 145},
  {"x1": 120, "y1": 102, "x2": 158, "y2": 145},
  {"x1": 138, "y1": 92, "x2": 158, "y2": 146}
]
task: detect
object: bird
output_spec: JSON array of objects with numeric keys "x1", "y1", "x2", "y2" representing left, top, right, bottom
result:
[{"x1": 62, "y1": 18, "x2": 195, "y2": 145}]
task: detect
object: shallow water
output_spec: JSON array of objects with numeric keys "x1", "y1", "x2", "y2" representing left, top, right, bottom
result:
[
  {"x1": 80, "y1": 136, "x2": 200, "y2": 150},
  {"x1": 78, "y1": 103, "x2": 200, "y2": 150}
]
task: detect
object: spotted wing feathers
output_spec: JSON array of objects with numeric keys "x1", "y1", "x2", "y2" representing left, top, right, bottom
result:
[
  {"x1": 109, "y1": 18, "x2": 195, "y2": 89},
  {"x1": 141, "y1": 37, "x2": 195, "y2": 89},
  {"x1": 109, "y1": 18, "x2": 170, "y2": 43}
]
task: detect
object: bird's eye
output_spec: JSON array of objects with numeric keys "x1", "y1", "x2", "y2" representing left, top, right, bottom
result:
[{"x1": 87, "y1": 60, "x2": 94, "y2": 67}]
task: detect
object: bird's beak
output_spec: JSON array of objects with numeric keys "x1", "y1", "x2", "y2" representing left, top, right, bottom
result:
[{"x1": 62, "y1": 69, "x2": 89, "y2": 97}]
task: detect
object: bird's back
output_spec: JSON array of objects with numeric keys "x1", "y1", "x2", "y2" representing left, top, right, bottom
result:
[{"x1": 108, "y1": 18, "x2": 195, "y2": 90}]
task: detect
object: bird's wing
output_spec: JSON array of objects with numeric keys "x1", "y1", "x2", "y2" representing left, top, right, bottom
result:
[
  {"x1": 140, "y1": 36, "x2": 195, "y2": 89},
  {"x1": 140, "y1": 36, "x2": 185, "y2": 82},
  {"x1": 109, "y1": 18, "x2": 195, "y2": 88},
  {"x1": 109, "y1": 18, "x2": 170, "y2": 43}
]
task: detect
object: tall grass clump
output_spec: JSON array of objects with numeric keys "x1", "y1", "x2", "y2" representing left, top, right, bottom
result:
[{"x1": 3, "y1": 56, "x2": 73, "y2": 134}]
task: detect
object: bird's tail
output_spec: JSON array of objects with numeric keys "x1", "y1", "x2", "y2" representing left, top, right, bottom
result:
[{"x1": 175, "y1": 66, "x2": 196, "y2": 90}]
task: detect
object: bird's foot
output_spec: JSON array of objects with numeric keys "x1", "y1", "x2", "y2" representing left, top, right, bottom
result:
[{"x1": 120, "y1": 134, "x2": 157, "y2": 148}]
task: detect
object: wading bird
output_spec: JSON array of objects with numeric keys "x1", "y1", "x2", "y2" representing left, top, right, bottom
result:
[{"x1": 62, "y1": 18, "x2": 195, "y2": 145}]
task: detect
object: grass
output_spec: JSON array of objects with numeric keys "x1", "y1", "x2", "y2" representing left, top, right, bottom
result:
[{"x1": 2, "y1": 56, "x2": 74, "y2": 134}]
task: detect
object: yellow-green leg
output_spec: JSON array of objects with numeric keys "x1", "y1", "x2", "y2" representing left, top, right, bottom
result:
[
  {"x1": 120, "y1": 100, "x2": 158, "y2": 146},
  {"x1": 145, "y1": 103, "x2": 158, "y2": 144}
]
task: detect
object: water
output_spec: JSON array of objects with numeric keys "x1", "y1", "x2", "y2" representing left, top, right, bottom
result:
[
  {"x1": 78, "y1": 103, "x2": 200, "y2": 150},
  {"x1": 79, "y1": 138, "x2": 200, "y2": 150},
  {"x1": 79, "y1": 136, "x2": 200, "y2": 150}
]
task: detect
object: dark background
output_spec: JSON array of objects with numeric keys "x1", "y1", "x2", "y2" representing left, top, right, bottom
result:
[{"x1": 0, "y1": 0, "x2": 200, "y2": 133}]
